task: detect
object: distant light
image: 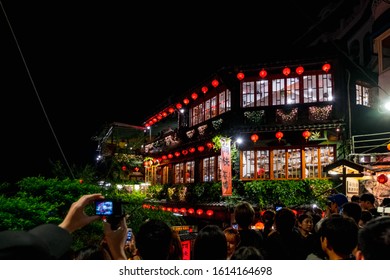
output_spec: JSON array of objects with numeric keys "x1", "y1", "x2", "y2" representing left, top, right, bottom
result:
[
  {"x1": 236, "y1": 138, "x2": 243, "y2": 144},
  {"x1": 384, "y1": 101, "x2": 390, "y2": 111}
]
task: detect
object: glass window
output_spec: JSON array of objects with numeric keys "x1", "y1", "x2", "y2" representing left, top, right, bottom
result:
[
  {"x1": 356, "y1": 84, "x2": 370, "y2": 107},
  {"x1": 242, "y1": 82, "x2": 255, "y2": 107},
  {"x1": 185, "y1": 161, "x2": 195, "y2": 183},
  {"x1": 303, "y1": 75, "x2": 317, "y2": 103},
  {"x1": 318, "y1": 74, "x2": 333, "y2": 101},
  {"x1": 242, "y1": 150, "x2": 255, "y2": 179},
  {"x1": 202, "y1": 157, "x2": 215, "y2": 182},
  {"x1": 256, "y1": 80, "x2": 269, "y2": 106},
  {"x1": 286, "y1": 77, "x2": 300, "y2": 104},
  {"x1": 256, "y1": 150, "x2": 270, "y2": 179},
  {"x1": 272, "y1": 79, "x2": 286, "y2": 105}
]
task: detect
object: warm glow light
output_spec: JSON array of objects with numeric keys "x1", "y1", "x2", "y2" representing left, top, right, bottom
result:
[
  {"x1": 201, "y1": 86, "x2": 208, "y2": 94},
  {"x1": 121, "y1": 166, "x2": 127, "y2": 171},
  {"x1": 282, "y1": 67, "x2": 291, "y2": 76},
  {"x1": 183, "y1": 98, "x2": 190, "y2": 105},
  {"x1": 191, "y1": 92, "x2": 198, "y2": 100},
  {"x1": 237, "y1": 72, "x2": 245, "y2": 80},
  {"x1": 182, "y1": 149, "x2": 188, "y2": 155},
  {"x1": 188, "y1": 208, "x2": 195, "y2": 214},
  {"x1": 377, "y1": 174, "x2": 388, "y2": 184},
  {"x1": 206, "y1": 142, "x2": 213, "y2": 149},
  {"x1": 176, "y1": 103, "x2": 182, "y2": 109},
  {"x1": 302, "y1": 130, "x2": 311, "y2": 140},
  {"x1": 275, "y1": 131, "x2": 284, "y2": 141},
  {"x1": 259, "y1": 69, "x2": 267, "y2": 79},
  {"x1": 296, "y1": 66, "x2": 304, "y2": 75},
  {"x1": 168, "y1": 107, "x2": 175, "y2": 114},
  {"x1": 206, "y1": 210, "x2": 214, "y2": 216},
  {"x1": 387, "y1": 143, "x2": 390, "y2": 151},
  {"x1": 251, "y1": 134, "x2": 259, "y2": 143},
  {"x1": 196, "y1": 209, "x2": 204, "y2": 215},
  {"x1": 211, "y1": 79, "x2": 219, "y2": 88},
  {"x1": 168, "y1": 154, "x2": 173, "y2": 159},
  {"x1": 197, "y1": 146, "x2": 205, "y2": 152},
  {"x1": 174, "y1": 151, "x2": 181, "y2": 157},
  {"x1": 322, "y1": 63, "x2": 331, "y2": 73}
]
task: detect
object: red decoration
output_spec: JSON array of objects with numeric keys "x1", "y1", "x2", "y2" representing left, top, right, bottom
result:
[
  {"x1": 176, "y1": 103, "x2": 182, "y2": 109},
  {"x1": 168, "y1": 154, "x2": 173, "y2": 159},
  {"x1": 206, "y1": 142, "x2": 213, "y2": 149},
  {"x1": 377, "y1": 174, "x2": 388, "y2": 184},
  {"x1": 134, "y1": 167, "x2": 139, "y2": 172},
  {"x1": 187, "y1": 208, "x2": 195, "y2": 214},
  {"x1": 174, "y1": 151, "x2": 181, "y2": 157},
  {"x1": 201, "y1": 86, "x2": 208, "y2": 94},
  {"x1": 251, "y1": 134, "x2": 259, "y2": 143},
  {"x1": 157, "y1": 115, "x2": 162, "y2": 120},
  {"x1": 196, "y1": 209, "x2": 204, "y2": 215},
  {"x1": 152, "y1": 118, "x2": 157, "y2": 123},
  {"x1": 197, "y1": 146, "x2": 205, "y2": 152},
  {"x1": 173, "y1": 208, "x2": 179, "y2": 213},
  {"x1": 182, "y1": 149, "x2": 188, "y2": 155},
  {"x1": 162, "y1": 155, "x2": 167, "y2": 160},
  {"x1": 180, "y1": 208, "x2": 187, "y2": 213},
  {"x1": 183, "y1": 98, "x2": 190, "y2": 105},
  {"x1": 259, "y1": 69, "x2": 267, "y2": 79},
  {"x1": 282, "y1": 67, "x2": 291, "y2": 76},
  {"x1": 79, "y1": 179, "x2": 83, "y2": 184},
  {"x1": 302, "y1": 130, "x2": 311, "y2": 140},
  {"x1": 162, "y1": 112, "x2": 167, "y2": 117},
  {"x1": 189, "y1": 147, "x2": 196, "y2": 153},
  {"x1": 387, "y1": 143, "x2": 390, "y2": 151},
  {"x1": 206, "y1": 210, "x2": 214, "y2": 216},
  {"x1": 322, "y1": 63, "x2": 331, "y2": 73},
  {"x1": 237, "y1": 72, "x2": 245, "y2": 80},
  {"x1": 296, "y1": 66, "x2": 304, "y2": 75},
  {"x1": 121, "y1": 166, "x2": 127, "y2": 171},
  {"x1": 211, "y1": 79, "x2": 219, "y2": 88},
  {"x1": 191, "y1": 92, "x2": 198, "y2": 100},
  {"x1": 168, "y1": 107, "x2": 175, "y2": 114},
  {"x1": 275, "y1": 131, "x2": 284, "y2": 141}
]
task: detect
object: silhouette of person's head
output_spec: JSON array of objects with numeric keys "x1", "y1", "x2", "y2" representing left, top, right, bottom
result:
[{"x1": 135, "y1": 219, "x2": 173, "y2": 260}]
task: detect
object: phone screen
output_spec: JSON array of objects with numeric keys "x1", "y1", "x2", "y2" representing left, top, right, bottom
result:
[{"x1": 126, "y1": 229, "x2": 133, "y2": 243}]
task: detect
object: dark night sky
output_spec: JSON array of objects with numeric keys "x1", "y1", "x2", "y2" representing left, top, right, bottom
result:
[{"x1": 0, "y1": 1, "x2": 328, "y2": 183}]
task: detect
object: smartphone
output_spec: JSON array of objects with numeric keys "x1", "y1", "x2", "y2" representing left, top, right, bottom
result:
[
  {"x1": 126, "y1": 229, "x2": 133, "y2": 244},
  {"x1": 95, "y1": 200, "x2": 114, "y2": 216}
]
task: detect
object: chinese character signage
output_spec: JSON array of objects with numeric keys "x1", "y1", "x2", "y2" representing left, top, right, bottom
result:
[{"x1": 220, "y1": 137, "x2": 232, "y2": 196}]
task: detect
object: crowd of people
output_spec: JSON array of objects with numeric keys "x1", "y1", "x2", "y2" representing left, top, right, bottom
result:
[{"x1": 0, "y1": 192, "x2": 389, "y2": 260}]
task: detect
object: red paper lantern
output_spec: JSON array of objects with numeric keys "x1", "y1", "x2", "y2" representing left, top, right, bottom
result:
[
  {"x1": 189, "y1": 147, "x2": 196, "y2": 153},
  {"x1": 182, "y1": 149, "x2": 188, "y2": 155},
  {"x1": 183, "y1": 98, "x2": 190, "y2": 105},
  {"x1": 296, "y1": 66, "x2": 304, "y2": 75},
  {"x1": 162, "y1": 112, "x2": 167, "y2": 117},
  {"x1": 196, "y1": 209, "x2": 204, "y2": 215},
  {"x1": 282, "y1": 67, "x2": 291, "y2": 76},
  {"x1": 259, "y1": 68, "x2": 267, "y2": 79},
  {"x1": 251, "y1": 134, "x2": 259, "y2": 143},
  {"x1": 201, "y1": 86, "x2": 208, "y2": 94},
  {"x1": 302, "y1": 130, "x2": 311, "y2": 140},
  {"x1": 157, "y1": 114, "x2": 162, "y2": 120},
  {"x1": 187, "y1": 208, "x2": 195, "y2": 214},
  {"x1": 377, "y1": 174, "x2": 388, "y2": 184},
  {"x1": 180, "y1": 208, "x2": 187, "y2": 213},
  {"x1": 176, "y1": 103, "x2": 182, "y2": 109},
  {"x1": 174, "y1": 151, "x2": 181, "y2": 157},
  {"x1": 134, "y1": 167, "x2": 139, "y2": 172},
  {"x1": 211, "y1": 79, "x2": 219, "y2": 88},
  {"x1": 168, "y1": 154, "x2": 173, "y2": 159},
  {"x1": 275, "y1": 131, "x2": 284, "y2": 141},
  {"x1": 206, "y1": 142, "x2": 213, "y2": 149},
  {"x1": 162, "y1": 155, "x2": 167, "y2": 160},
  {"x1": 206, "y1": 210, "x2": 214, "y2": 216},
  {"x1": 168, "y1": 107, "x2": 175, "y2": 113},
  {"x1": 322, "y1": 63, "x2": 331, "y2": 73},
  {"x1": 191, "y1": 92, "x2": 198, "y2": 100},
  {"x1": 121, "y1": 166, "x2": 127, "y2": 171},
  {"x1": 197, "y1": 146, "x2": 205, "y2": 152},
  {"x1": 237, "y1": 72, "x2": 245, "y2": 80}
]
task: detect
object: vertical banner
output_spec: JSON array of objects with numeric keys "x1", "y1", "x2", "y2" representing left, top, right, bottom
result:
[{"x1": 220, "y1": 137, "x2": 232, "y2": 196}]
